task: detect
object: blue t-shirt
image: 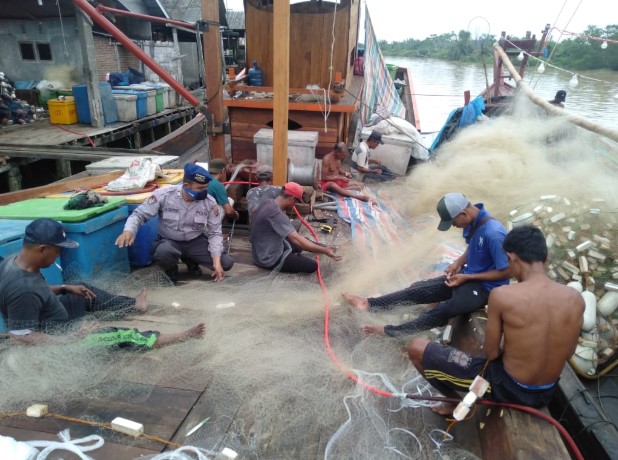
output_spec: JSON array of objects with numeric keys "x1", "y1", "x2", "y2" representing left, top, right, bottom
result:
[
  {"x1": 461, "y1": 204, "x2": 509, "y2": 291},
  {"x1": 207, "y1": 179, "x2": 229, "y2": 205}
]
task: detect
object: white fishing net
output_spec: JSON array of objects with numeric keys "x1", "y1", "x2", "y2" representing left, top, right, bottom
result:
[{"x1": 0, "y1": 93, "x2": 616, "y2": 459}]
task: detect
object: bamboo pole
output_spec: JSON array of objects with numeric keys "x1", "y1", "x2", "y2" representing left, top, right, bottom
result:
[
  {"x1": 272, "y1": 0, "x2": 290, "y2": 186},
  {"x1": 494, "y1": 44, "x2": 618, "y2": 144}
]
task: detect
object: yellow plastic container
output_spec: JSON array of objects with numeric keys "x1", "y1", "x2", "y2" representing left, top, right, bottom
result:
[{"x1": 48, "y1": 97, "x2": 78, "y2": 125}]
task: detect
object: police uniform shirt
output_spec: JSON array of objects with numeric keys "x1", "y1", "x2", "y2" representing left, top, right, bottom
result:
[{"x1": 124, "y1": 185, "x2": 224, "y2": 256}]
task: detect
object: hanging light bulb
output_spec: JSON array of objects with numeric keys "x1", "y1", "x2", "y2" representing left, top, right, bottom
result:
[
  {"x1": 569, "y1": 74, "x2": 579, "y2": 88},
  {"x1": 601, "y1": 40, "x2": 608, "y2": 50},
  {"x1": 517, "y1": 51, "x2": 524, "y2": 61},
  {"x1": 537, "y1": 62, "x2": 546, "y2": 73}
]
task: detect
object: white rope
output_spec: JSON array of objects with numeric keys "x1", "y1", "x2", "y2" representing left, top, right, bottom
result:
[
  {"x1": 503, "y1": 38, "x2": 616, "y2": 86},
  {"x1": 25, "y1": 429, "x2": 104, "y2": 460}
]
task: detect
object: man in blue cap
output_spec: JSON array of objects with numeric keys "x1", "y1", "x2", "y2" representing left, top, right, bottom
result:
[
  {"x1": 343, "y1": 192, "x2": 510, "y2": 336},
  {"x1": 0, "y1": 218, "x2": 149, "y2": 343},
  {"x1": 116, "y1": 163, "x2": 234, "y2": 284}
]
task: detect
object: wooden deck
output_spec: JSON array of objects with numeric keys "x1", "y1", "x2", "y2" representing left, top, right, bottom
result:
[
  {"x1": 0, "y1": 206, "x2": 483, "y2": 459},
  {"x1": 0, "y1": 107, "x2": 195, "y2": 148}
]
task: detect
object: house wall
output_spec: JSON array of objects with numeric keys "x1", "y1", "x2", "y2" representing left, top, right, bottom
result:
[
  {"x1": 179, "y1": 42, "x2": 201, "y2": 88},
  {"x1": 0, "y1": 18, "x2": 143, "y2": 87},
  {"x1": 141, "y1": 41, "x2": 183, "y2": 85},
  {"x1": 93, "y1": 35, "x2": 141, "y2": 82},
  {"x1": 0, "y1": 18, "x2": 84, "y2": 84}
]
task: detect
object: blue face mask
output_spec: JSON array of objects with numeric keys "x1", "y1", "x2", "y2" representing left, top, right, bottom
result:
[{"x1": 183, "y1": 187, "x2": 209, "y2": 201}]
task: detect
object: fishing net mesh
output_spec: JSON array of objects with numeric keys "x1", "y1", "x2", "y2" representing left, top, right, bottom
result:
[{"x1": 0, "y1": 94, "x2": 616, "y2": 459}]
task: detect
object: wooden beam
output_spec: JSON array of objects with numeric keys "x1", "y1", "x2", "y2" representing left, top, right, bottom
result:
[
  {"x1": 272, "y1": 0, "x2": 290, "y2": 185},
  {"x1": 0, "y1": 171, "x2": 124, "y2": 205},
  {"x1": 201, "y1": 0, "x2": 226, "y2": 159},
  {"x1": 75, "y1": 6, "x2": 105, "y2": 128}
]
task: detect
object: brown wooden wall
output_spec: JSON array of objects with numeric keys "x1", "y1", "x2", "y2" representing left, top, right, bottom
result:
[
  {"x1": 229, "y1": 107, "x2": 346, "y2": 162},
  {"x1": 244, "y1": 0, "x2": 354, "y2": 88}
]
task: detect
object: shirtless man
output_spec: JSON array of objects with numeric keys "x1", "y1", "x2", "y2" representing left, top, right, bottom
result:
[
  {"x1": 320, "y1": 142, "x2": 371, "y2": 202},
  {"x1": 407, "y1": 225, "x2": 584, "y2": 414}
]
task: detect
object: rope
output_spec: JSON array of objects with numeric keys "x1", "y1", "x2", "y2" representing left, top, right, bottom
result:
[{"x1": 503, "y1": 38, "x2": 617, "y2": 86}]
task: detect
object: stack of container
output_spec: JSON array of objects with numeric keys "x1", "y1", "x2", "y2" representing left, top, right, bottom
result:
[
  {"x1": 112, "y1": 90, "x2": 147, "y2": 120},
  {"x1": 112, "y1": 92, "x2": 138, "y2": 122},
  {"x1": 72, "y1": 82, "x2": 119, "y2": 124}
]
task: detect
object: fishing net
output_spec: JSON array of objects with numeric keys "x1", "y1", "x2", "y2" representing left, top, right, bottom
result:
[{"x1": 0, "y1": 93, "x2": 616, "y2": 459}]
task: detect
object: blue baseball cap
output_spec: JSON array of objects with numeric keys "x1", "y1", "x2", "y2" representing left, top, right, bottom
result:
[
  {"x1": 183, "y1": 163, "x2": 213, "y2": 184},
  {"x1": 24, "y1": 218, "x2": 79, "y2": 248}
]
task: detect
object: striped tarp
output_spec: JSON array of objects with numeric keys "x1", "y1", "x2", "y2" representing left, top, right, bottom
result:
[{"x1": 360, "y1": 8, "x2": 406, "y2": 125}]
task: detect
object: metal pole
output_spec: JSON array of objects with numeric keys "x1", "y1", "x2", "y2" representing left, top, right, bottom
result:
[{"x1": 72, "y1": 0, "x2": 199, "y2": 106}]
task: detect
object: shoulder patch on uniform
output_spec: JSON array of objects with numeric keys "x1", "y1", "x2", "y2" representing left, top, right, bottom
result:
[
  {"x1": 212, "y1": 206, "x2": 220, "y2": 217},
  {"x1": 148, "y1": 195, "x2": 157, "y2": 204}
]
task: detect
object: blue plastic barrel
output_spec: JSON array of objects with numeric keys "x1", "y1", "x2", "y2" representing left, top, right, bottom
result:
[
  {"x1": 72, "y1": 83, "x2": 119, "y2": 124},
  {"x1": 248, "y1": 61, "x2": 264, "y2": 86}
]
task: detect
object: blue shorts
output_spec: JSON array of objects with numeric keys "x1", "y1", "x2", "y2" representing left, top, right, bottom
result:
[{"x1": 422, "y1": 342, "x2": 557, "y2": 407}]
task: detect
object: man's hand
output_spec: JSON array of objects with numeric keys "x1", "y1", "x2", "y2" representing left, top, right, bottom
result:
[
  {"x1": 66, "y1": 285, "x2": 97, "y2": 300},
  {"x1": 344, "y1": 171, "x2": 352, "y2": 179},
  {"x1": 325, "y1": 247, "x2": 343, "y2": 261},
  {"x1": 362, "y1": 324, "x2": 385, "y2": 335},
  {"x1": 374, "y1": 168, "x2": 382, "y2": 175},
  {"x1": 115, "y1": 231, "x2": 135, "y2": 247},
  {"x1": 212, "y1": 264, "x2": 225, "y2": 282},
  {"x1": 444, "y1": 262, "x2": 463, "y2": 277},
  {"x1": 445, "y1": 274, "x2": 468, "y2": 287}
]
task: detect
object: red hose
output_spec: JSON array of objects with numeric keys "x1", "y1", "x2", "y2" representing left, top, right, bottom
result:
[
  {"x1": 72, "y1": 0, "x2": 199, "y2": 106},
  {"x1": 293, "y1": 206, "x2": 585, "y2": 460},
  {"x1": 478, "y1": 400, "x2": 584, "y2": 460},
  {"x1": 54, "y1": 125, "x2": 96, "y2": 148}
]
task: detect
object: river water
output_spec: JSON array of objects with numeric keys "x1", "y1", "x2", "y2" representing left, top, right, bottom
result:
[{"x1": 385, "y1": 56, "x2": 618, "y2": 133}]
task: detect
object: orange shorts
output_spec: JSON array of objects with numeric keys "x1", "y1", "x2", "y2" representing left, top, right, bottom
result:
[{"x1": 320, "y1": 179, "x2": 349, "y2": 190}]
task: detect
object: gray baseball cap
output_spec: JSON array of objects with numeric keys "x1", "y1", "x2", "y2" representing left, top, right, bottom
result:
[{"x1": 436, "y1": 193, "x2": 469, "y2": 231}]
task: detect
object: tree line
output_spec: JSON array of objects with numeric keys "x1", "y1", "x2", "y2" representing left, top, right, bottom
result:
[{"x1": 378, "y1": 25, "x2": 618, "y2": 71}]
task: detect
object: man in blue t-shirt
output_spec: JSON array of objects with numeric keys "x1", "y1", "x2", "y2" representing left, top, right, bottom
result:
[{"x1": 343, "y1": 192, "x2": 511, "y2": 336}]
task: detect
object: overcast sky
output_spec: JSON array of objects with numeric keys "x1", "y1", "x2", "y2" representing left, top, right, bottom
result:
[{"x1": 223, "y1": 0, "x2": 616, "y2": 42}]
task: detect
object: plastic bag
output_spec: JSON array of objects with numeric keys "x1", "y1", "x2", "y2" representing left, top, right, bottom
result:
[{"x1": 106, "y1": 158, "x2": 163, "y2": 192}]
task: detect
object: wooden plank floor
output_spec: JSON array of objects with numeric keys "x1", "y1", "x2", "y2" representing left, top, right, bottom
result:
[
  {"x1": 0, "y1": 108, "x2": 190, "y2": 146},
  {"x1": 0, "y1": 207, "x2": 482, "y2": 459}
]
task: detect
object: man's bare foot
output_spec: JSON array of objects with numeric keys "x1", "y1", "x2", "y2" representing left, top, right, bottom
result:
[
  {"x1": 431, "y1": 403, "x2": 457, "y2": 416},
  {"x1": 135, "y1": 287, "x2": 148, "y2": 313},
  {"x1": 362, "y1": 324, "x2": 385, "y2": 335},
  {"x1": 184, "y1": 323, "x2": 206, "y2": 339},
  {"x1": 342, "y1": 293, "x2": 369, "y2": 311}
]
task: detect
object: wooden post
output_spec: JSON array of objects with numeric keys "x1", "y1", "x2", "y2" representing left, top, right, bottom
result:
[
  {"x1": 201, "y1": 0, "x2": 226, "y2": 159},
  {"x1": 75, "y1": 7, "x2": 105, "y2": 128},
  {"x1": 272, "y1": 0, "x2": 290, "y2": 185},
  {"x1": 56, "y1": 160, "x2": 72, "y2": 180}
]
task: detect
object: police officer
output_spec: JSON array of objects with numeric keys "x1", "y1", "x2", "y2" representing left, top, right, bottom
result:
[{"x1": 115, "y1": 163, "x2": 234, "y2": 283}]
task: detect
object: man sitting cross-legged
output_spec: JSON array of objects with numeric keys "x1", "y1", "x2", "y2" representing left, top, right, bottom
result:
[
  {"x1": 320, "y1": 142, "x2": 372, "y2": 203},
  {"x1": 407, "y1": 226, "x2": 584, "y2": 414}
]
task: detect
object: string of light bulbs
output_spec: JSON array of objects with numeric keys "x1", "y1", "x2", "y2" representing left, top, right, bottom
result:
[
  {"x1": 550, "y1": 27, "x2": 618, "y2": 49},
  {"x1": 503, "y1": 38, "x2": 615, "y2": 89}
]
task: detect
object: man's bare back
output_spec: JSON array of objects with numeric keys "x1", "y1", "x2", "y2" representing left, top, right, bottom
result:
[{"x1": 487, "y1": 275, "x2": 584, "y2": 385}]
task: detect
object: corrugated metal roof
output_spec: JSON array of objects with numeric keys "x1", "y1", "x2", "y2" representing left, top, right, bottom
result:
[
  {"x1": 226, "y1": 10, "x2": 245, "y2": 31},
  {"x1": 158, "y1": 0, "x2": 228, "y2": 27}
]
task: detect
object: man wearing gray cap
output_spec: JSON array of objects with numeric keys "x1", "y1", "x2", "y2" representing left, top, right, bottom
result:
[
  {"x1": 246, "y1": 164, "x2": 282, "y2": 219},
  {"x1": 343, "y1": 193, "x2": 511, "y2": 336}
]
